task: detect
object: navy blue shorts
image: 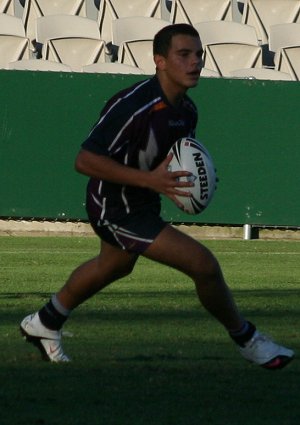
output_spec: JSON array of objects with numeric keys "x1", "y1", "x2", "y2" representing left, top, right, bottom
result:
[{"x1": 87, "y1": 207, "x2": 167, "y2": 254}]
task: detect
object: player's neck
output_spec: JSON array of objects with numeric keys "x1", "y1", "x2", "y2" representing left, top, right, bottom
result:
[{"x1": 156, "y1": 74, "x2": 187, "y2": 108}]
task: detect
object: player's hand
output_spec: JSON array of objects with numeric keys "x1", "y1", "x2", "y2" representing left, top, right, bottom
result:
[{"x1": 148, "y1": 154, "x2": 194, "y2": 207}]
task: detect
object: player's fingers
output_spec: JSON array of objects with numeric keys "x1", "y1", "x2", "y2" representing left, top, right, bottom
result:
[
  {"x1": 168, "y1": 188, "x2": 192, "y2": 197},
  {"x1": 171, "y1": 170, "x2": 193, "y2": 179},
  {"x1": 163, "y1": 153, "x2": 173, "y2": 167},
  {"x1": 173, "y1": 179, "x2": 194, "y2": 188}
]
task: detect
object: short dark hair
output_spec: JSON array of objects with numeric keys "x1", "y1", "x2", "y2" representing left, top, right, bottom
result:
[{"x1": 153, "y1": 23, "x2": 200, "y2": 57}]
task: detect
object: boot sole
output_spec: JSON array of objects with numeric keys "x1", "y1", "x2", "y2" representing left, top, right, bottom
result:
[{"x1": 20, "y1": 326, "x2": 50, "y2": 361}]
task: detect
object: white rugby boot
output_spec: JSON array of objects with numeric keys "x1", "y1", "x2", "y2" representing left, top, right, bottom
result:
[
  {"x1": 239, "y1": 330, "x2": 294, "y2": 370},
  {"x1": 20, "y1": 312, "x2": 70, "y2": 363}
]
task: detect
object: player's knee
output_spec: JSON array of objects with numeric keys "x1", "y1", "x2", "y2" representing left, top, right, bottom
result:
[
  {"x1": 113, "y1": 260, "x2": 136, "y2": 280},
  {"x1": 190, "y1": 251, "x2": 222, "y2": 283}
]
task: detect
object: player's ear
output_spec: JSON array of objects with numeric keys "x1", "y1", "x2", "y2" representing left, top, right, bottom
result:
[{"x1": 154, "y1": 54, "x2": 166, "y2": 71}]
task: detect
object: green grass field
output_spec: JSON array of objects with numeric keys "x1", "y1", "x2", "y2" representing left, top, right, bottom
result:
[{"x1": 0, "y1": 235, "x2": 299, "y2": 425}]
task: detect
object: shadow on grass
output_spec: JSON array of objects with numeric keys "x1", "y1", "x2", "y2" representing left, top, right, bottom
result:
[
  {"x1": 1, "y1": 288, "x2": 300, "y2": 328},
  {"x1": 0, "y1": 292, "x2": 52, "y2": 300},
  {"x1": 1, "y1": 353, "x2": 299, "y2": 425},
  {"x1": 1, "y1": 288, "x2": 299, "y2": 298},
  {"x1": 1, "y1": 294, "x2": 300, "y2": 425}
]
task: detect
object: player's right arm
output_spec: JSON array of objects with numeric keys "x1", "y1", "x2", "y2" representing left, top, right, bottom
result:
[{"x1": 75, "y1": 149, "x2": 193, "y2": 207}]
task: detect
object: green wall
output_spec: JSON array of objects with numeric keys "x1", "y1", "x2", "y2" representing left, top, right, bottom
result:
[{"x1": 0, "y1": 70, "x2": 299, "y2": 226}]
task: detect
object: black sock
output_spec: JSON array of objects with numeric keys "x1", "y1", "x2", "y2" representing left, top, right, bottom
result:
[
  {"x1": 38, "y1": 298, "x2": 69, "y2": 331},
  {"x1": 229, "y1": 321, "x2": 256, "y2": 347}
]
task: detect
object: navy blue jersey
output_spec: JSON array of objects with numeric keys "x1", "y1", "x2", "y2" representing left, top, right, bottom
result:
[{"x1": 82, "y1": 76, "x2": 198, "y2": 221}]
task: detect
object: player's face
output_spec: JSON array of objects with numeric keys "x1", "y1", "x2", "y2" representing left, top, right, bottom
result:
[{"x1": 155, "y1": 34, "x2": 203, "y2": 92}]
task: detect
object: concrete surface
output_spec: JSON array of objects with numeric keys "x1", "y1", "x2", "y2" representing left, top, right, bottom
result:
[{"x1": 0, "y1": 220, "x2": 299, "y2": 240}]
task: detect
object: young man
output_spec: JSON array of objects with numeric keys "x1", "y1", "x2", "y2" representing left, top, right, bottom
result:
[{"x1": 20, "y1": 24, "x2": 294, "y2": 369}]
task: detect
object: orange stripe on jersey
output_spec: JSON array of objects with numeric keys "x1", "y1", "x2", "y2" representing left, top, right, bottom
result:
[{"x1": 151, "y1": 100, "x2": 167, "y2": 112}]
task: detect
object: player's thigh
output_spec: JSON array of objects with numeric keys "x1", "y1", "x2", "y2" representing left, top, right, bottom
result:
[{"x1": 143, "y1": 224, "x2": 220, "y2": 279}]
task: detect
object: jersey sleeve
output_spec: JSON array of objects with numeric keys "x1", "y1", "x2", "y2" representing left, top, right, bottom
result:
[{"x1": 81, "y1": 98, "x2": 130, "y2": 156}]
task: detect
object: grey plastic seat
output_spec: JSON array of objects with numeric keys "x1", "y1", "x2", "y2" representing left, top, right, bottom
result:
[
  {"x1": 97, "y1": 0, "x2": 162, "y2": 45},
  {"x1": 8, "y1": 58, "x2": 72, "y2": 72},
  {"x1": 36, "y1": 15, "x2": 106, "y2": 72},
  {"x1": 229, "y1": 67, "x2": 293, "y2": 80},
  {"x1": 82, "y1": 62, "x2": 145, "y2": 74},
  {"x1": 242, "y1": 0, "x2": 300, "y2": 45},
  {"x1": 0, "y1": 13, "x2": 29, "y2": 68},
  {"x1": 170, "y1": 0, "x2": 233, "y2": 24},
  {"x1": 22, "y1": 0, "x2": 86, "y2": 45}
]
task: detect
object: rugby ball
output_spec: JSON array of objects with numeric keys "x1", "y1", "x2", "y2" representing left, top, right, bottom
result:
[{"x1": 168, "y1": 137, "x2": 217, "y2": 215}]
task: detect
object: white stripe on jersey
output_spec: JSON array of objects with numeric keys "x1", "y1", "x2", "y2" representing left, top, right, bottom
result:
[
  {"x1": 91, "y1": 193, "x2": 102, "y2": 207},
  {"x1": 100, "y1": 197, "x2": 106, "y2": 220},
  {"x1": 88, "y1": 79, "x2": 151, "y2": 137},
  {"x1": 108, "y1": 96, "x2": 161, "y2": 154},
  {"x1": 98, "y1": 181, "x2": 102, "y2": 195},
  {"x1": 121, "y1": 152, "x2": 130, "y2": 213}
]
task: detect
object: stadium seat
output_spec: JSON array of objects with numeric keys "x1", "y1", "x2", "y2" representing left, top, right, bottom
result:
[
  {"x1": 170, "y1": 0, "x2": 233, "y2": 25},
  {"x1": 22, "y1": 0, "x2": 87, "y2": 46},
  {"x1": 200, "y1": 67, "x2": 220, "y2": 77},
  {"x1": 0, "y1": 13, "x2": 29, "y2": 68},
  {"x1": 82, "y1": 62, "x2": 145, "y2": 74},
  {"x1": 36, "y1": 15, "x2": 106, "y2": 72},
  {"x1": 112, "y1": 16, "x2": 170, "y2": 47},
  {"x1": 0, "y1": 35, "x2": 30, "y2": 68},
  {"x1": 202, "y1": 43, "x2": 262, "y2": 77},
  {"x1": 231, "y1": 0, "x2": 244, "y2": 22},
  {"x1": 268, "y1": 23, "x2": 300, "y2": 80},
  {"x1": 229, "y1": 67, "x2": 294, "y2": 80},
  {"x1": 194, "y1": 20, "x2": 259, "y2": 46},
  {"x1": 194, "y1": 21, "x2": 261, "y2": 77},
  {"x1": 97, "y1": 0, "x2": 162, "y2": 46},
  {"x1": 8, "y1": 58, "x2": 73, "y2": 72},
  {"x1": 0, "y1": 12, "x2": 25, "y2": 36},
  {"x1": 0, "y1": 0, "x2": 14, "y2": 15},
  {"x1": 269, "y1": 23, "x2": 300, "y2": 53},
  {"x1": 117, "y1": 39, "x2": 155, "y2": 75},
  {"x1": 161, "y1": 0, "x2": 172, "y2": 20},
  {"x1": 85, "y1": 0, "x2": 100, "y2": 20},
  {"x1": 242, "y1": 0, "x2": 300, "y2": 45},
  {"x1": 274, "y1": 46, "x2": 300, "y2": 80}
]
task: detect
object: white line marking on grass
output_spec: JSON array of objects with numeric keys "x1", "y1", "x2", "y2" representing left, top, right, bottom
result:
[
  {"x1": 0, "y1": 249, "x2": 299, "y2": 256},
  {"x1": 0, "y1": 250, "x2": 93, "y2": 255},
  {"x1": 214, "y1": 251, "x2": 300, "y2": 255}
]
